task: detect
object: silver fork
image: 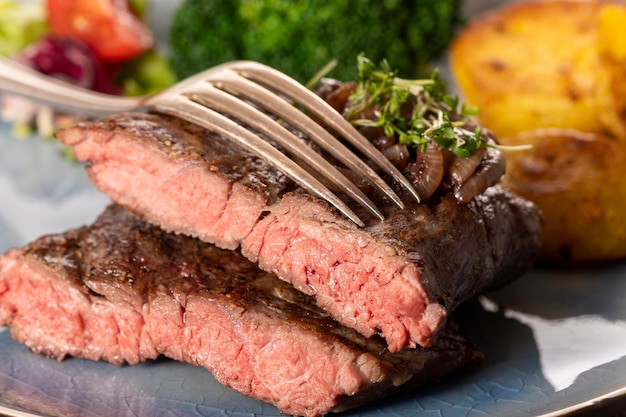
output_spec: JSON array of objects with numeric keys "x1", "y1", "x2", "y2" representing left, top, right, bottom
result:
[{"x1": 0, "y1": 57, "x2": 420, "y2": 227}]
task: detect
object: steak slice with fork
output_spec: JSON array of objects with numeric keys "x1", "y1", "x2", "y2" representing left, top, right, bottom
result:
[
  {"x1": 57, "y1": 112, "x2": 543, "y2": 351},
  {"x1": 0, "y1": 204, "x2": 483, "y2": 417}
]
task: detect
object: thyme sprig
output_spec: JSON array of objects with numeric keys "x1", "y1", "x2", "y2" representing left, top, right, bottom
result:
[{"x1": 347, "y1": 54, "x2": 524, "y2": 158}]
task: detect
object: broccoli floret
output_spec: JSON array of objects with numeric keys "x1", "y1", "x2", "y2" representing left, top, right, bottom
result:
[{"x1": 168, "y1": 0, "x2": 463, "y2": 83}]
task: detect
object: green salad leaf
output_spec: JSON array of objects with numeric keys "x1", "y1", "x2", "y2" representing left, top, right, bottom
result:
[{"x1": 0, "y1": 0, "x2": 48, "y2": 57}]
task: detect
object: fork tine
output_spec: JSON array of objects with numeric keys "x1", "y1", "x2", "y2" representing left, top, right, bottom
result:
[
  {"x1": 153, "y1": 94, "x2": 367, "y2": 227},
  {"x1": 208, "y1": 69, "x2": 407, "y2": 209},
  {"x1": 229, "y1": 61, "x2": 422, "y2": 204},
  {"x1": 208, "y1": 66, "x2": 416, "y2": 208},
  {"x1": 186, "y1": 82, "x2": 386, "y2": 222}
]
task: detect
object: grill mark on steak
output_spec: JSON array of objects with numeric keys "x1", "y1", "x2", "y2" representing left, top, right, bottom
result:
[
  {"x1": 57, "y1": 112, "x2": 543, "y2": 351},
  {"x1": 0, "y1": 205, "x2": 483, "y2": 417}
]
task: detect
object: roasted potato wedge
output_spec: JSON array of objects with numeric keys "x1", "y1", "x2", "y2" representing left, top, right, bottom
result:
[
  {"x1": 450, "y1": 0, "x2": 626, "y2": 263},
  {"x1": 597, "y1": 4, "x2": 626, "y2": 140},
  {"x1": 449, "y1": 0, "x2": 624, "y2": 141},
  {"x1": 502, "y1": 128, "x2": 626, "y2": 263}
]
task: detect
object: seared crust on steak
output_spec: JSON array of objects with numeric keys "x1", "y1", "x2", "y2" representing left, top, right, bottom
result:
[
  {"x1": 0, "y1": 205, "x2": 483, "y2": 417},
  {"x1": 57, "y1": 112, "x2": 543, "y2": 351}
]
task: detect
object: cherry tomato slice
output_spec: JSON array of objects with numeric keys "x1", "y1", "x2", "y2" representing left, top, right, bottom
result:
[{"x1": 45, "y1": 0, "x2": 153, "y2": 63}]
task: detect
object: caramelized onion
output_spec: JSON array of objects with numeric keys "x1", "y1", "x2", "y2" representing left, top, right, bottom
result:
[
  {"x1": 406, "y1": 144, "x2": 444, "y2": 201},
  {"x1": 449, "y1": 147, "x2": 486, "y2": 186},
  {"x1": 372, "y1": 135, "x2": 396, "y2": 150},
  {"x1": 316, "y1": 79, "x2": 507, "y2": 205},
  {"x1": 324, "y1": 81, "x2": 357, "y2": 113},
  {"x1": 382, "y1": 143, "x2": 410, "y2": 170},
  {"x1": 454, "y1": 148, "x2": 505, "y2": 203}
]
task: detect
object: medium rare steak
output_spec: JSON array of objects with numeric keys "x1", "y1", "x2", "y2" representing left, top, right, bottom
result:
[
  {"x1": 0, "y1": 205, "x2": 483, "y2": 417},
  {"x1": 57, "y1": 112, "x2": 543, "y2": 351}
]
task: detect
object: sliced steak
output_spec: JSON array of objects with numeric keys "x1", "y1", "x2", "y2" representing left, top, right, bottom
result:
[
  {"x1": 57, "y1": 112, "x2": 543, "y2": 351},
  {"x1": 0, "y1": 205, "x2": 483, "y2": 417}
]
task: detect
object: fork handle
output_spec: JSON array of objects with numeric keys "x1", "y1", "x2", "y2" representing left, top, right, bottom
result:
[{"x1": 0, "y1": 56, "x2": 142, "y2": 116}]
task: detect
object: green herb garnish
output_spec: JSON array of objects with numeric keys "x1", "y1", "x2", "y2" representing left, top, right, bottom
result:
[{"x1": 347, "y1": 54, "x2": 524, "y2": 158}]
